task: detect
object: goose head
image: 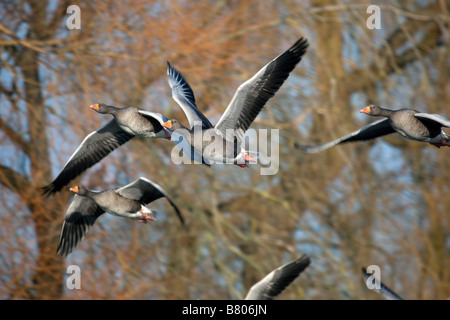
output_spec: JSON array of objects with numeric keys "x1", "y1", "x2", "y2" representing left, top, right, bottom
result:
[
  {"x1": 360, "y1": 105, "x2": 383, "y2": 115},
  {"x1": 163, "y1": 119, "x2": 186, "y2": 131},
  {"x1": 69, "y1": 185, "x2": 89, "y2": 196},
  {"x1": 90, "y1": 103, "x2": 113, "y2": 114}
]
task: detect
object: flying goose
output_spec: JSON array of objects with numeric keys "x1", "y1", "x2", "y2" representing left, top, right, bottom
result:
[
  {"x1": 57, "y1": 177, "x2": 184, "y2": 257},
  {"x1": 42, "y1": 104, "x2": 171, "y2": 196},
  {"x1": 296, "y1": 105, "x2": 450, "y2": 153},
  {"x1": 163, "y1": 37, "x2": 309, "y2": 167},
  {"x1": 361, "y1": 267, "x2": 404, "y2": 300},
  {"x1": 167, "y1": 62, "x2": 257, "y2": 167},
  {"x1": 244, "y1": 254, "x2": 311, "y2": 300}
]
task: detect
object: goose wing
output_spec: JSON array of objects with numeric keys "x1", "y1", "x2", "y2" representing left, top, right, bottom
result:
[
  {"x1": 167, "y1": 61, "x2": 213, "y2": 130},
  {"x1": 215, "y1": 37, "x2": 309, "y2": 143},
  {"x1": 138, "y1": 110, "x2": 171, "y2": 134},
  {"x1": 414, "y1": 113, "x2": 450, "y2": 128},
  {"x1": 116, "y1": 177, "x2": 185, "y2": 226},
  {"x1": 57, "y1": 195, "x2": 105, "y2": 257},
  {"x1": 42, "y1": 120, "x2": 134, "y2": 196},
  {"x1": 245, "y1": 254, "x2": 311, "y2": 300},
  {"x1": 295, "y1": 118, "x2": 395, "y2": 153}
]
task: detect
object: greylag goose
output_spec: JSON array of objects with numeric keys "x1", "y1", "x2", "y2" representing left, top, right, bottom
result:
[
  {"x1": 244, "y1": 254, "x2": 311, "y2": 300},
  {"x1": 296, "y1": 105, "x2": 450, "y2": 153},
  {"x1": 42, "y1": 104, "x2": 171, "y2": 196},
  {"x1": 362, "y1": 267, "x2": 404, "y2": 300},
  {"x1": 163, "y1": 37, "x2": 309, "y2": 167},
  {"x1": 57, "y1": 177, "x2": 184, "y2": 257}
]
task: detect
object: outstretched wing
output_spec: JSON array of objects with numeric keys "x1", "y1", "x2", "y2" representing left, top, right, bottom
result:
[
  {"x1": 42, "y1": 120, "x2": 134, "y2": 196},
  {"x1": 295, "y1": 118, "x2": 395, "y2": 153},
  {"x1": 245, "y1": 254, "x2": 311, "y2": 300},
  {"x1": 57, "y1": 195, "x2": 105, "y2": 257},
  {"x1": 415, "y1": 113, "x2": 450, "y2": 128},
  {"x1": 167, "y1": 61, "x2": 213, "y2": 130},
  {"x1": 115, "y1": 177, "x2": 185, "y2": 226},
  {"x1": 215, "y1": 37, "x2": 309, "y2": 143}
]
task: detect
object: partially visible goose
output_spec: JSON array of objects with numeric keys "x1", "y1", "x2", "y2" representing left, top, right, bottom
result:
[
  {"x1": 244, "y1": 254, "x2": 311, "y2": 300},
  {"x1": 296, "y1": 105, "x2": 450, "y2": 153},
  {"x1": 163, "y1": 37, "x2": 309, "y2": 167},
  {"x1": 42, "y1": 104, "x2": 171, "y2": 196},
  {"x1": 57, "y1": 177, "x2": 184, "y2": 257},
  {"x1": 361, "y1": 267, "x2": 404, "y2": 300}
]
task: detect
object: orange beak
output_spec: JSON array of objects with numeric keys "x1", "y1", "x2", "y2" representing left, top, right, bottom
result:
[
  {"x1": 70, "y1": 186, "x2": 79, "y2": 193},
  {"x1": 90, "y1": 104, "x2": 99, "y2": 111},
  {"x1": 163, "y1": 120, "x2": 172, "y2": 129},
  {"x1": 360, "y1": 106, "x2": 370, "y2": 114}
]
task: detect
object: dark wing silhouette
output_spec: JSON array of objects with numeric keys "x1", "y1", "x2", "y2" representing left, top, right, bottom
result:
[
  {"x1": 167, "y1": 61, "x2": 214, "y2": 130},
  {"x1": 245, "y1": 254, "x2": 311, "y2": 300},
  {"x1": 115, "y1": 177, "x2": 185, "y2": 226},
  {"x1": 138, "y1": 110, "x2": 171, "y2": 134},
  {"x1": 42, "y1": 120, "x2": 134, "y2": 196},
  {"x1": 215, "y1": 37, "x2": 309, "y2": 143},
  {"x1": 295, "y1": 118, "x2": 395, "y2": 153},
  {"x1": 361, "y1": 267, "x2": 404, "y2": 300},
  {"x1": 57, "y1": 195, "x2": 105, "y2": 257}
]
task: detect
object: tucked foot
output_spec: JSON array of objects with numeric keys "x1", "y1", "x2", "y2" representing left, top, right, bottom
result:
[
  {"x1": 138, "y1": 210, "x2": 156, "y2": 223},
  {"x1": 442, "y1": 138, "x2": 450, "y2": 147},
  {"x1": 430, "y1": 138, "x2": 450, "y2": 148},
  {"x1": 243, "y1": 153, "x2": 257, "y2": 163},
  {"x1": 430, "y1": 143, "x2": 441, "y2": 148},
  {"x1": 234, "y1": 153, "x2": 257, "y2": 168}
]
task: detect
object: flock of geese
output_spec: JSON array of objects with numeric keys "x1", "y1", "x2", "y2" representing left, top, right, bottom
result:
[{"x1": 41, "y1": 35, "x2": 449, "y2": 299}]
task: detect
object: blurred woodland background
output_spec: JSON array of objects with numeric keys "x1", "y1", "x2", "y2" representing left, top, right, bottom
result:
[{"x1": 0, "y1": 0, "x2": 449, "y2": 300}]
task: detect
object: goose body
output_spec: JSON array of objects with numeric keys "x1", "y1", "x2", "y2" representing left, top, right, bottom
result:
[
  {"x1": 164, "y1": 37, "x2": 309, "y2": 166},
  {"x1": 163, "y1": 119, "x2": 243, "y2": 165},
  {"x1": 104, "y1": 105, "x2": 170, "y2": 138},
  {"x1": 42, "y1": 104, "x2": 171, "y2": 196},
  {"x1": 57, "y1": 177, "x2": 184, "y2": 257},
  {"x1": 296, "y1": 105, "x2": 450, "y2": 153}
]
